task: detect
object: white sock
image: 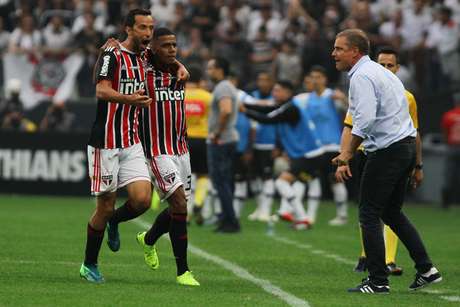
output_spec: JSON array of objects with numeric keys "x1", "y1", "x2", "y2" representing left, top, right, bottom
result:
[
  {"x1": 278, "y1": 197, "x2": 293, "y2": 215},
  {"x1": 259, "y1": 179, "x2": 274, "y2": 217},
  {"x1": 275, "y1": 178, "x2": 295, "y2": 200},
  {"x1": 292, "y1": 181, "x2": 307, "y2": 221},
  {"x1": 233, "y1": 181, "x2": 247, "y2": 218},
  {"x1": 332, "y1": 182, "x2": 348, "y2": 218},
  {"x1": 306, "y1": 178, "x2": 321, "y2": 223},
  {"x1": 250, "y1": 178, "x2": 262, "y2": 196}
]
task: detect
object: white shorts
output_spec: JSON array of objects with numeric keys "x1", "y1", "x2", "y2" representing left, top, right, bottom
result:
[
  {"x1": 148, "y1": 153, "x2": 192, "y2": 202},
  {"x1": 88, "y1": 143, "x2": 151, "y2": 196}
]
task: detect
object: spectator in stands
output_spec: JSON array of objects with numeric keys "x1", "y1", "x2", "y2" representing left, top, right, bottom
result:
[
  {"x1": 75, "y1": 12, "x2": 103, "y2": 97},
  {"x1": 214, "y1": 4, "x2": 249, "y2": 79},
  {"x1": 272, "y1": 39, "x2": 302, "y2": 88},
  {"x1": 340, "y1": 0, "x2": 384, "y2": 50},
  {"x1": 177, "y1": 26, "x2": 209, "y2": 69},
  {"x1": 0, "y1": 16, "x2": 10, "y2": 90},
  {"x1": 39, "y1": 102, "x2": 75, "y2": 132},
  {"x1": 425, "y1": 6, "x2": 460, "y2": 89},
  {"x1": 42, "y1": 15, "x2": 73, "y2": 55},
  {"x1": 187, "y1": 0, "x2": 219, "y2": 46},
  {"x1": 218, "y1": 0, "x2": 252, "y2": 38},
  {"x1": 0, "y1": 17, "x2": 10, "y2": 51},
  {"x1": 0, "y1": 79, "x2": 36, "y2": 132},
  {"x1": 150, "y1": 0, "x2": 176, "y2": 27},
  {"x1": 441, "y1": 92, "x2": 460, "y2": 208},
  {"x1": 400, "y1": 0, "x2": 432, "y2": 89},
  {"x1": 8, "y1": 14, "x2": 41, "y2": 54},
  {"x1": 249, "y1": 25, "x2": 277, "y2": 82},
  {"x1": 247, "y1": 1, "x2": 287, "y2": 43},
  {"x1": 379, "y1": 9, "x2": 403, "y2": 50},
  {"x1": 72, "y1": 0, "x2": 105, "y2": 35}
]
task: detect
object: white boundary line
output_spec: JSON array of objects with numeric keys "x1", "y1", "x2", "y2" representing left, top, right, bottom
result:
[
  {"x1": 134, "y1": 219, "x2": 310, "y2": 307},
  {"x1": 270, "y1": 235, "x2": 355, "y2": 266},
  {"x1": 269, "y1": 234, "x2": 456, "y2": 303},
  {"x1": 439, "y1": 296, "x2": 460, "y2": 302}
]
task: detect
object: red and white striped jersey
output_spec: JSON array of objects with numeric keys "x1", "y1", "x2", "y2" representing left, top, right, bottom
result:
[
  {"x1": 88, "y1": 46, "x2": 146, "y2": 149},
  {"x1": 141, "y1": 65, "x2": 188, "y2": 158}
]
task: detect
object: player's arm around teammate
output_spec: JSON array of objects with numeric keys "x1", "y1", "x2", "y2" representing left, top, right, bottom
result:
[{"x1": 82, "y1": 9, "x2": 155, "y2": 283}]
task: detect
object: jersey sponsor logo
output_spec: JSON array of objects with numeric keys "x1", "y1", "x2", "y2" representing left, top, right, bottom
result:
[
  {"x1": 119, "y1": 78, "x2": 145, "y2": 95},
  {"x1": 100, "y1": 55, "x2": 111, "y2": 76},
  {"x1": 0, "y1": 149, "x2": 86, "y2": 182},
  {"x1": 185, "y1": 100, "x2": 205, "y2": 115},
  {"x1": 155, "y1": 87, "x2": 185, "y2": 102}
]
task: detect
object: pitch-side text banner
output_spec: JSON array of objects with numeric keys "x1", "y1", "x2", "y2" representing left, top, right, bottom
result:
[{"x1": 0, "y1": 131, "x2": 89, "y2": 196}]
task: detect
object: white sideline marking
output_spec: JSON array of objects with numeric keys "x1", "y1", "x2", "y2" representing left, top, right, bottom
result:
[
  {"x1": 270, "y1": 235, "x2": 356, "y2": 266},
  {"x1": 134, "y1": 219, "x2": 310, "y2": 307},
  {"x1": 440, "y1": 296, "x2": 460, "y2": 302},
  {"x1": 270, "y1": 235, "x2": 457, "y2": 303},
  {"x1": 421, "y1": 289, "x2": 448, "y2": 295}
]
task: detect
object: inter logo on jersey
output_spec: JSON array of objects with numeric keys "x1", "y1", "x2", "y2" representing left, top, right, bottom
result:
[
  {"x1": 120, "y1": 78, "x2": 145, "y2": 95},
  {"x1": 142, "y1": 68, "x2": 188, "y2": 157},
  {"x1": 154, "y1": 87, "x2": 185, "y2": 102}
]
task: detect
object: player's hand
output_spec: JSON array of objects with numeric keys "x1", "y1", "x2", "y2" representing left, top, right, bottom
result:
[
  {"x1": 209, "y1": 132, "x2": 222, "y2": 145},
  {"x1": 332, "y1": 151, "x2": 353, "y2": 167},
  {"x1": 177, "y1": 63, "x2": 189, "y2": 82},
  {"x1": 332, "y1": 89, "x2": 347, "y2": 104},
  {"x1": 127, "y1": 89, "x2": 152, "y2": 107},
  {"x1": 242, "y1": 151, "x2": 253, "y2": 163},
  {"x1": 332, "y1": 151, "x2": 353, "y2": 182},
  {"x1": 335, "y1": 165, "x2": 352, "y2": 182},
  {"x1": 239, "y1": 103, "x2": 246, "y2": 113},
  {"x1": 411, "y1": 169, "x2": 424, "y2": 189},
  {"x1": 100, "y1": 37, "x2": 120, "y2": 51}
]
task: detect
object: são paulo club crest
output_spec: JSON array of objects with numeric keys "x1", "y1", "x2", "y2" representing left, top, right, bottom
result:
[
  {"x1": 163, "y1": 173, "x2": 176, "y2": 184},
  {"x1": 101, "y1": 174, "x2": 113, "y2": 186}
]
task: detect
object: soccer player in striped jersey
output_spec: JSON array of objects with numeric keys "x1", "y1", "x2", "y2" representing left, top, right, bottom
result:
[
  {"x1": 337, "y1": 46, "x2": 425, "y2": 277},
  {"x1": 81, "y1": 9, "x2": 154, "y2": 283},
  {"x1": 135, "y1": 28, "x2": 199, "y2": 286}
]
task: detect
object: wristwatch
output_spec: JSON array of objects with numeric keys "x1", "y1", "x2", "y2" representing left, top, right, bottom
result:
[{"x1": 415, "y1": 163, "x2": 423, "y2": 170}]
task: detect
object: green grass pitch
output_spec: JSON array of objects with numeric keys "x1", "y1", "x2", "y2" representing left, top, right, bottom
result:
[{"x1": 0, "y1": 195, "x2": 459, "y2": 306}]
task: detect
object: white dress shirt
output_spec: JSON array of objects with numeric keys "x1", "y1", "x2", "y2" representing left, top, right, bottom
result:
[{"x1": 347, "y1": 56, "x2": 416, "y2": 152}]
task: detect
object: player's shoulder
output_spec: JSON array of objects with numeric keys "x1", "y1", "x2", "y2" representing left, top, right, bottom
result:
[
  {"x1": 101, "y1": 46, "x2": 120, "y2": 56},
  {"x1": 404, "y1": 89, "x2": 417, "y2": 105},
  {"x1": 404, "y1": 89, "x2": 415, "y2": 100},
  {"x1": 294, "y1": 92, "x2": 310, "y2": 100}
]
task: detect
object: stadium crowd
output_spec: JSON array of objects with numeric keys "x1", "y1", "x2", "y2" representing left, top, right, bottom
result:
[{"x1": 0, "y1": 0, "x2": 459, "y2": 99}]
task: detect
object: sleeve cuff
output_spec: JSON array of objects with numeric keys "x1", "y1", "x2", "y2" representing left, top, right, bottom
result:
[{"x1": 351, "y1": 126, "x2": 366, "y2": 139}]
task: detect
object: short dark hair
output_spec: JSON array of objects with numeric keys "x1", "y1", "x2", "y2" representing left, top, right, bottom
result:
[
  {"x1": 336, "y1": 29, "x2": 370, "y2": 55},
  {"x1": 276, "y1": 80, "x2": 294, "y2": 92},
  {"x1": 188, "y1": 65, "x2": 203, "y2": 83},
  {"x1": 124, "y1": 8, "x2": 151, "y2": 28},
  {"x1": 212, "y1": 57, "x2": 230, "y2": 77},
  {"x1": 440, "y1": 6, "x2": 453, "y2": 18},
  {"x1": 309, "y1": 65, "x2": 327, "y2": 76},
  {"x1": 153, "y1": 27, "x2": 175, "y2": 40},
  {"x1": 376, "y1": 46, "x2": 399, "y2": 63}
]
